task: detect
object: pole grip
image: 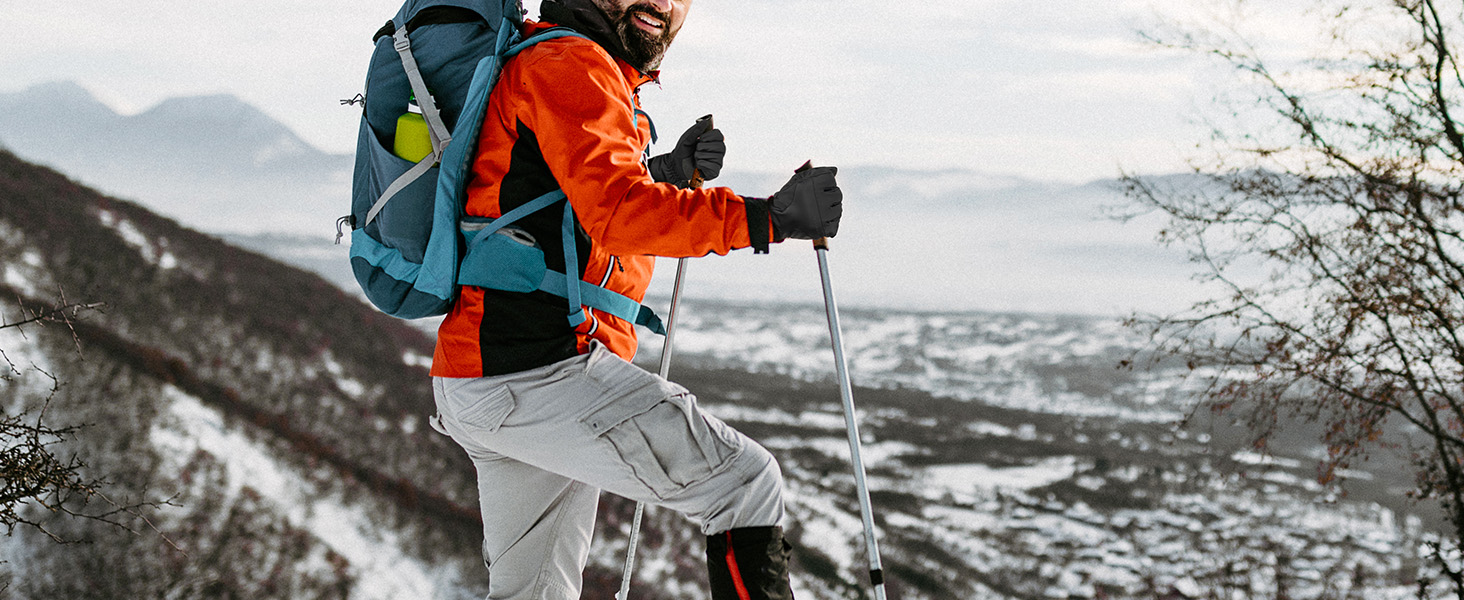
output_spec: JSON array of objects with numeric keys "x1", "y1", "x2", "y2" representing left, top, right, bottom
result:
[
  {"x1": 687, "y1": 114, "x2": 714, "y2": 189},
  {"x1": 797, "y1": 161, "x2": 830, "y2": 251},
  {"x1": 796, "y1": 161, "x2": 830, "y2": 251}
]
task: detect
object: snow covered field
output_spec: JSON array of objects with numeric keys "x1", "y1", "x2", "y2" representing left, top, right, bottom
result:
[
  {"x1": 627, "y1": 300, "x2": 1449, "y2": 599},
  {"x1": 640, "y1": 299, "x2": 1192, "y2": 421}
]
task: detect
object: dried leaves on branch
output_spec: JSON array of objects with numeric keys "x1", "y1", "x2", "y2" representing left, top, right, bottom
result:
[
  {"x1": 0, "y1": 293, "x2": 140, "y2": 542},
  {"x1": 0, "y1": 380, "x2": 113, "y2": 541},
  {"x1": 1124, "y1": 0, "x2": 1464, "y2": 594}
]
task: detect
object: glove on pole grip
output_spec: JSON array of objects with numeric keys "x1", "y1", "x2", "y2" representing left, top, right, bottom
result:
[
  {"x1": 688, "y1": 114, "x2": 713, "y2": 189},
  {"x1": 793, "y1": 160, "x2": 833, "y2": 251}
]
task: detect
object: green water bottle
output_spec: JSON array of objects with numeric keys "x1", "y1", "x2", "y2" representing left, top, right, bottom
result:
[{"x1": 394, "y1": 97, "x2": 433, "y2": 163}]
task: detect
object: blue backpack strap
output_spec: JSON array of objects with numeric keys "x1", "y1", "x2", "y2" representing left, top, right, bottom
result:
[
  {"x1": 467, "y1": 189, "x2": 567, "y2": 247},
  {"x1": 633, "y1": 109, "x2": 657, "y2": 144},
  {"x1": 536, "y1": 267, "x2": 668, "y2": 335},
  {"x1": 434, "y1": 18, "x2": 522, "y2": 214},
  {"x1": 559, "y1": 200, "x2": 588, "y2": 328},
  {"x1": 551, "y1": 202, "x2": 667, "y2": 335},
  {"x1": 634, "y1": 303, "x2": 667, "y2": 334},
  {"x1": 435, "y1": 26, "x2": 590, "y2": 262},
  {"x1": 505, "y1": 27, "x2": 587, "y2": 57},
  {"x1": 455, "y1": 190, "x2": 666, "y2": 334}
]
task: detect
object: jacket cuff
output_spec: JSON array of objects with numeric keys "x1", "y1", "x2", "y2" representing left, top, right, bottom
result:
[{"x1": 744, "y1": 197, "x2": 772, "y2": 254}]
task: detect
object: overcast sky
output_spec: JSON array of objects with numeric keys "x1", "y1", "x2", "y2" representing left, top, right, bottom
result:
[{"x1": 5, "y1": 0, "x2": 1236, "y2": 184}]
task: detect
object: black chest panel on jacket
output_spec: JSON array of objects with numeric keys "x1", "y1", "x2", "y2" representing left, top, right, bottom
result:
[{"x1": 474, "y1": 121, "x2": 596, "y2": 375}]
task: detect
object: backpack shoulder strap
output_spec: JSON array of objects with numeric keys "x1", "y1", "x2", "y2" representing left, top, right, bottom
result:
[{"x1": 505, "y1": 27, "x2": 588, "y2": 58}]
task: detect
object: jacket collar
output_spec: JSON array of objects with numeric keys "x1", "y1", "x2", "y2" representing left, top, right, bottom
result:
[{"x1": 538, "y1": 0, "x2": 661, "y2": 83}]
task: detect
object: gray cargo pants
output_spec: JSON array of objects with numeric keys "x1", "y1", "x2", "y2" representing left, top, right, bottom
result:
[{"x1": 432, "y1": 342, "x2": 786, "y2": 600}]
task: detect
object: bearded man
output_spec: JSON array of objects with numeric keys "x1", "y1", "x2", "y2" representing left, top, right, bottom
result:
[{"x1": 427, "y1": 0, "x2": 843, "y2": 598}]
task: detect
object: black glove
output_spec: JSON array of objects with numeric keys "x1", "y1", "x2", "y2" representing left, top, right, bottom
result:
[
  {"x1": 649, "y1": 117, "x2": 725, "y2": 187},
  {"x1": 768, "y1": 165, "x2": 842, "y2": 240}
]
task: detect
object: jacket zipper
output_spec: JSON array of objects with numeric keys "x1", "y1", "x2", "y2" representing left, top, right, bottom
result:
[
  {"x1": 582, "y1": 256, "x2": 618, "y2": 336},
  {"x1": 601, "y1": 256, "x2": 619, "y2": 286}
]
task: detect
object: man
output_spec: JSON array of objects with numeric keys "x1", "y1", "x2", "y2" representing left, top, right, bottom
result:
[{"x1": 429, "y1": 0, "x2": 842, "y2": 597}]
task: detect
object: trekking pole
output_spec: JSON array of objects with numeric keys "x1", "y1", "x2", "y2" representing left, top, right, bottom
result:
[
  {"x1": 616, "y1": 259, "x2": 686, "y2": 600},
  {"x1": 805, "y1": 164, "x2": 888, "y2": 600},
  {"x1": 617, "y1": 115, "x2": 712, "y2": 600}
]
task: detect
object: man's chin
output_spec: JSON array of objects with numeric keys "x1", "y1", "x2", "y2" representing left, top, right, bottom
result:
[
  {"x1": 631, "y1": 49, "x2": 667, "y2": 72},
  {"x1": 619, "y1": 30, "x2": 672, "y2": 71}
]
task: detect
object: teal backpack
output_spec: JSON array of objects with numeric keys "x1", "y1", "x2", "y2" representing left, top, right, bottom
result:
[{"x1": 342, "y1": 0, "x2": 665, "y2": 334}]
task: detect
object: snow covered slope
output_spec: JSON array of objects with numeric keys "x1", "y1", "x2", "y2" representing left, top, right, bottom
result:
[{"x1": 0, "y1": 150, "x2": 1450, "y2": 599}]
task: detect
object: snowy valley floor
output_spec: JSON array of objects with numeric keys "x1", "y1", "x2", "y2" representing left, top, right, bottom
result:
[
  {"x1": 660, "y1": 362, "x2": 1440, "y2": 600},
  {"x1": 0, "y1": 302, "x2": 1450, "y2": 600}
]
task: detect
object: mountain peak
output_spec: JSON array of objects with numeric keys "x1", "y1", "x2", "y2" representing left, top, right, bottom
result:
[
  {"x1": 139, "y1": 93, "x2": 277, "y2": 127},
  {"x1": 21, "y1": 80, "x2": 98, "y2": 99},
  {"x1": 2, "y1": 80, "x2": 117, "y2": 120},
  {"x1": 148, "y1": 92, "x2": 254, "y2": 112},
  {"x1": 123, "y1": 92, "x2": 329, "y2": 169}
]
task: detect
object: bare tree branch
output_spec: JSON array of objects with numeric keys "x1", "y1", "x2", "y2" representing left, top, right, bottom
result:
[
  {"x1": 0, "y1": 291, "x2": 163, "y2": 545},
  {"x1": 1130, "y1": 0, "x2": 1464, "y2": 593}
]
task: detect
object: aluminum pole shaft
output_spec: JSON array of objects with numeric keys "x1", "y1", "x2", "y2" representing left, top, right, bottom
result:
[
  {"x1": 658, "y1": 258, "x2": 690, "y2": 378},
  {"x1": 617, "y1": 257, "x2": 687, "y2": 600},
  {"x1": 815, "y1": 238, "x2": 888, "y2": 600},
  {"x1": 621, "y1": 112, "x2": 708, "y2": 596}
]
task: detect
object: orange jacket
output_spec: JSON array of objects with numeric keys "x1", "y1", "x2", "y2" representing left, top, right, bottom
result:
[{"x1": 432, "y1": 20, "x2": 770, "y2": 378}]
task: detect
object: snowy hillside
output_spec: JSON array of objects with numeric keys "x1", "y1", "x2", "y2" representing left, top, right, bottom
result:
[
  {"x1": 0, "y1": 126, "x2": 1453, "y2": 597},
  {"x1": 643, "y1": 301, "x2": 1193, "y2": 421},
  {"x1": 0, "y1": 149, "x2": 488, "y2": 598}
]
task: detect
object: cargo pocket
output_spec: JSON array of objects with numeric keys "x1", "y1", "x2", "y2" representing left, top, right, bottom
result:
[
  {"x1": 446, "y1": 384, "x2": 516, "y2": 435},
  {"x1": 582, "y1": 390, "x2": 740, "y2": 500}
]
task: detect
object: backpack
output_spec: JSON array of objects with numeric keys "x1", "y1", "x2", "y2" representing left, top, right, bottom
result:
[{"x1": 341, "y1": 0, "x2": 665, "y2": 335}]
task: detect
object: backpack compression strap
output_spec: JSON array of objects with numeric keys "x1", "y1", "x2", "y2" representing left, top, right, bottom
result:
[
  {"x1": 392, "y1": 21, "x2": 452, "y2": 156},
  {"x1": 361, "y1": 17, "x2": 457, "y2": 230},
  {"x1": 458, "y1": 190, "x2": 667, "y2": 336},
  {"x1": 548, "y1": 195, "x2": 666, "y2": 334}
]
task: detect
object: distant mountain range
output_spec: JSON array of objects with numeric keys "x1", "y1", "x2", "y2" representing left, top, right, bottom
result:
[
  {"x1": 0, "y1": 81, "x2": 1202, "y2": 315},
  {"x1": 0, "y1": 81, "x2": 350, "y2": 236}
]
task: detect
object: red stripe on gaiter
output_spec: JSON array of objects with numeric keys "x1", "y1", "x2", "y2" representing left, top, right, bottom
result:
[{"x1": 725, "y1": 531, "x2": 753, "y2": 600}]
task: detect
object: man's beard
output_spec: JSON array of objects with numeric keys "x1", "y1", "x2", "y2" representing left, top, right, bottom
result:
[{"x1": 608, "y1": 3, "x2": 677, "y2": 72}]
